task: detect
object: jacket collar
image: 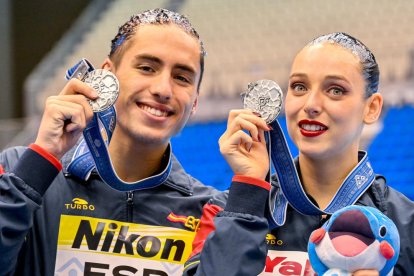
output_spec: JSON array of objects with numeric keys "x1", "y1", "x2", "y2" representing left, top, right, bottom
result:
[{"x1": 61, "y1": 141, "x2": 193, "y2": 195}]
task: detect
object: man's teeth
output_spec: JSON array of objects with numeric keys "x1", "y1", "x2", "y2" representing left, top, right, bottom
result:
[
  {"x1": 141, "y1": 105, "x2": 169, "y2": 117},
  {"x1": 301, "y1": 124, "x2": 326, "y2": 131}
]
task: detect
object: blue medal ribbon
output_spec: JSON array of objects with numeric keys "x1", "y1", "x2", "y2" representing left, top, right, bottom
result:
[
  {"x1": 267, "y1": 120, "x2": 375, "y2": 228},
  {"x1": 67, "y1": 106, "x2": 116, "y2": 181}
]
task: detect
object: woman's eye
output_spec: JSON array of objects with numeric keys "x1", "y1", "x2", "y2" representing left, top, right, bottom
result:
[
  {"x1": 328, "y1": 87, "x2": 344, "y2": 96},
  {"x1": 292, "y1": 83, "x2": 307, "y2": 93}
]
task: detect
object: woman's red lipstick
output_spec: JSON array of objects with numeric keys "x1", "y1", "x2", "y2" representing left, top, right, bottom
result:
[{"x1": 299, "y1": 120, "x2": 328, "y2": 137}]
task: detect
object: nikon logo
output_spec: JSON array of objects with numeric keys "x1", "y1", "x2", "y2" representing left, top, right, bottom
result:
[
  {"x1": 65, "y1": 198, "x2": 95, "y2": 211},
  {"x1": 71, "y1": 220, "x2": 186, "y2": 262}
]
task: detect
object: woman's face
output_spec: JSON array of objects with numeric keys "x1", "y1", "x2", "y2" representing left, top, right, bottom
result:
[{"x1": 285, "y1": 43, "x2": 373, "y2": 160}]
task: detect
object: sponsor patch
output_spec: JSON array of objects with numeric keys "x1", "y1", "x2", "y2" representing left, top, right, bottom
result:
[
  {"x1": 259, "y1": 250, "x2": 316, "y2": 276},
  {"x1": 55, "y1": 215, "x2": 195, "y2": 275},
  {"x1": 167, "y1": 212, "x2": 200, "y2": 231}
]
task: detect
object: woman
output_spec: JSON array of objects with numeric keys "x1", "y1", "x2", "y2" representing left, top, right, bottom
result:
[{"x1": 186, "y1": 33, "x2": 414, "y2": 275}]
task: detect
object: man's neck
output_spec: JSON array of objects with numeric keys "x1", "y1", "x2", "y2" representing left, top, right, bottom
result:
[{"x1": 108, "y1": 136, "x2": 168, "y2": 183}]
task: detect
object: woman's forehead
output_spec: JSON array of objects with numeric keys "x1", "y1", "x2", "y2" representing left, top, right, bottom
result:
[{"x1": 293, "y1": 44, "x2": 361, "y2": 70}]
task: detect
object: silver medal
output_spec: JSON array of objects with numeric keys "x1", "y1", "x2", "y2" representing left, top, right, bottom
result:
[
  {"x1": 83, "y1": 69, "x2": 120, "y2": 112},
  {"x1": 242, "y1": 79, "x2": 283, "y2": 124}
]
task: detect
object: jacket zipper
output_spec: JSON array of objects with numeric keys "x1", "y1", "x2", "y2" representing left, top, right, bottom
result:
[{"x1": 126, "y1": 191, "x2": 134, "y2": 222}]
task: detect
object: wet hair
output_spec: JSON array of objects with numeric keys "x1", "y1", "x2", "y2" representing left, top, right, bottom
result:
[
  {"x1": 308, "y1": 32, "x2": 379, "y2": 97},
  {"x1": 109, "y1": 8, "x2": 206, "y2": 92}
]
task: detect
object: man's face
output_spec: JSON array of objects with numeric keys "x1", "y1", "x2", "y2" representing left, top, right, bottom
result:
[{"x1": 106, "y1": 24, "x2": 201, "y2": 148}]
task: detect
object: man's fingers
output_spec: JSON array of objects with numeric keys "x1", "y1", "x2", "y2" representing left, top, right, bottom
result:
[
  {"x1": 47, "y1": 95, "x2": 94, "y2": 120},
  {"x1": 48, "y1": 101, "x2": 88, "y2": 130},
  {"x1": 60, "y1": 78, "x2": 98, "y2": 100}
]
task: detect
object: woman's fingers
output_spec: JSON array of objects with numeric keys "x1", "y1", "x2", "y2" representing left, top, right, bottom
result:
[
  {"x1": 226, "y1": 110, "x2": 270, "y2": 141},
  {"x1": 220, "y1": 129, "x2": 253, "y2": 153}
]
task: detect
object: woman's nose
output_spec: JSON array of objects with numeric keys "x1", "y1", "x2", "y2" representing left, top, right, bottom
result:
[{"x1": 303, "y1": 91, "x2": 322, "y2": 116}]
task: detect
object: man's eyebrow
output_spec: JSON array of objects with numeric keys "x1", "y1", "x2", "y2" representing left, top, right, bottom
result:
[
  {"x1": 134, "y1": 54, "x2": 163, "y2": 65},
  {"x1": 134, "y1": 54, "x2": 196, "y2": 75},
  {"x1": 175, "y1": 64, "x2": 196, "y2": 75}
]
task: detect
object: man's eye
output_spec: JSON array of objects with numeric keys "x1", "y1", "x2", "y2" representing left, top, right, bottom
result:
[
  {"x1": 138, "y1": 66, "x2": 155, "y2": 72},
  {"x1": 175, "y1": 75, "x2": 191, "y2": 84}
]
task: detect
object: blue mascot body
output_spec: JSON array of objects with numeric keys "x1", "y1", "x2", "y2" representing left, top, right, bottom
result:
[{"x1": 308, "y1": 205, "x2": 400, "y2": 276}]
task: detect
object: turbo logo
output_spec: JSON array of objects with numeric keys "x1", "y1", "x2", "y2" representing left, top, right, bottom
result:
[
  {"x1": 65, "y1": 198, "x2": 95, "y2": 211},
  {"x1": 266, "y1": 234, "x2": 283, "y2": 246}
]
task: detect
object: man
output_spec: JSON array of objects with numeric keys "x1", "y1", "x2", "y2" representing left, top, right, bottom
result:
[{"x1": 0, "y1": 8, "x2": 270, "y2": 276}]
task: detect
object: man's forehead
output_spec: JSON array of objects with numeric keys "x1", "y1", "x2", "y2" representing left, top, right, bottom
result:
[{"x1": 129, "y1": 25, "x2": 201, "y2": 56}]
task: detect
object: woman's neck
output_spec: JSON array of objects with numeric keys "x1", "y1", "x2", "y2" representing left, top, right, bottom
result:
[
  {"x1": 299, "y1": 151, "x2": 359, "y2": 209},
  {"x1": 108, "y1": 133, "x2": 168, "y2": 183}
]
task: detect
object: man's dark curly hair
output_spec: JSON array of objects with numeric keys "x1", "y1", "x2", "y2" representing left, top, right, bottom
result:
[{"x1": 109, "y1": 8, "x2": 206, "y2": 92}]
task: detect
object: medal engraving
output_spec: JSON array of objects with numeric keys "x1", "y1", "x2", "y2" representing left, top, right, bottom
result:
[
  {"x1": 83, "y1": 69, "x2": 120, "y2": 112},
  {"x1": 242, "y1": 79, "x2": 283, "y2": 124}
]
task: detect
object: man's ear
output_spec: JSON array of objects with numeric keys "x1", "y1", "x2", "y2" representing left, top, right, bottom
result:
[
  {"x1": 190, "y1": 97, "x2": 198, "y2": 115},
  {"x1": 101, "y1": 58, "x2": 113, "y2": 71},
  {"x1": 364, "y1": 93, "x2": 383, "y2": 124}
]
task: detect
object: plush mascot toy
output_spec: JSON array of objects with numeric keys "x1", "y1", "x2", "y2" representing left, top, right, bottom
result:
[{"x1": 308, "y1": 205, "x2": 400, "y2": 276}]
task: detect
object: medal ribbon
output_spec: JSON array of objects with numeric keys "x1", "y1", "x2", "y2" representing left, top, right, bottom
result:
[
  {"x1": 67, "y1": 107, "x2": 115, "y2": 180},
  {"x1": 65, "y1": 59, "x2": 172, "y2": 191},
  {"x1": 267, "y1": 119, "x2": 375, "y2": 228}
]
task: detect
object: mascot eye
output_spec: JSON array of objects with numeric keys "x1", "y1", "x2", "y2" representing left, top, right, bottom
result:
[{"x1": 379, "y1": 226, "x2": 387, "y2": 237}]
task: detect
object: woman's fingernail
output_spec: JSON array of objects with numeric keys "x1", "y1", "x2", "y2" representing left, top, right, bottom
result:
[{"x1": 252, "y1": 112, "x2": 262, "y2": 117}]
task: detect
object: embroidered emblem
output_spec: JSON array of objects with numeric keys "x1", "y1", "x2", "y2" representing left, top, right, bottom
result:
[
  {"x1": 65, "y1": 198, "x2": 95, "y2": 211},
  {"x1": 266, "y1": 233, "x2": 283, "y2": 246},
  {"x1": 167, "y1": 212, "x2": 200, "y2": 231},
  {"x1": 355, "y1": 175, "x2": 368, "y2": 189}
]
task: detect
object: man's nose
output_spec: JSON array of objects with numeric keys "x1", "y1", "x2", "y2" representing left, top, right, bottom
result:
[{"x1": 149, "y1": 72, "x2": 173, "y2": 101}]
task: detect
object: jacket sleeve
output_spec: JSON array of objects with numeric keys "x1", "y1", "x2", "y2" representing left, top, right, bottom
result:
[
  {"x1": 381, "y1": 186, "x2": 414, "y2": 275},
  {"x1": 0, "y1": 144, "x2": 61, "y2": 275},
  {"x1": 183, "y1": 175, "x2": 270, "y2": 276}
]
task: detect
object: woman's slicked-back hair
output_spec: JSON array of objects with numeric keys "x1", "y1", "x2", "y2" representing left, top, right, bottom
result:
[{"x1": 309, "y1": 32, "x2": 379, "y2": 97}]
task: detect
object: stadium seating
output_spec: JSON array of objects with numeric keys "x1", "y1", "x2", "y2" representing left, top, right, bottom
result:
[
  {"x1": 171, "y1": 117, "x2": 299, "y2": 191},
  {"x1": 368, "y1": 105, "x2": 414, "y2": 199}
]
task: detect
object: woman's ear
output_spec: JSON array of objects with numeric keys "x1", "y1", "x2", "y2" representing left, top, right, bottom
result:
[
  {"x1": 101, "y1": 58, "x2": 113, "y2": 71},
  {"x1": 364, "y1": 93, "x2": 383, "y2": 124}
]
